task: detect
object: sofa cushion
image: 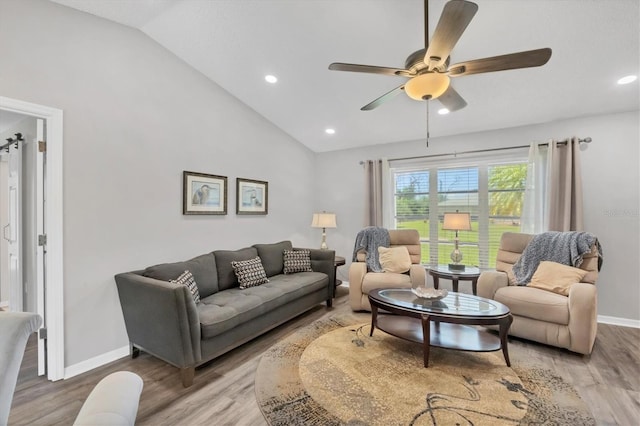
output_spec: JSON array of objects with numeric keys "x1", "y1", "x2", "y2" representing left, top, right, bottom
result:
[
  {"x1": 170, "y1": 270, "x2": 200, "y2": 303},
  {"x1": 253, "y1": 241, "x2": 293, "y2": 277},
  {"x1": 214, "y1": 247, "x2": 259, "y2": 291},
  {"x1": 231, "y1": 257, "x2": 269, "y2": 289},
  {"x1": 528, "y1": 261, "x2": 588, "y2": 296},
  {"x1": 143, "y1": 253, "x2": 218, "y2": 298},
  {"x1": 197, "y1": 272, "x2": 327, "y2": 339},
  {"x1": 378, "y1": 246, "x2": 411, "y2": 273},
  {"x1": 495, "y1": 286, "x2": 569, "y2": 325},
  {"x1": 283, "y1": 249, "x2": 313, "y2": 274}
]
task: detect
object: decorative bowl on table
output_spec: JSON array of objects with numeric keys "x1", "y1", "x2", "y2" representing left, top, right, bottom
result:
[{"x1": 411, "y1": 287, "x2": 448, "y2": 301}]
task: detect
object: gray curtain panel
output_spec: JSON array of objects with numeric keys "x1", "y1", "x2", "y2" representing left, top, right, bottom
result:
[
  {"x1": 364, "y1": 159, "x2": 383, "y2": 227},
  {"x1": 547, "y1": 137, "x2": 584, "y2": 231}
]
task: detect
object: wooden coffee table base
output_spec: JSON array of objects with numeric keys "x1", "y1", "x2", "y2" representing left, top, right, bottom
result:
[{"x1": 370, "y1": 307, "x2": 512, "y2": 368}]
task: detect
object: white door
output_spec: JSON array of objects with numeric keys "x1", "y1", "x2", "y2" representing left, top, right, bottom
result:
[
  {"x1": 5, "y1": 137, "x2": 22, "y2": 312},
  {"x1": 36, "y1": 119, "x2": 46, "y2": 376}
]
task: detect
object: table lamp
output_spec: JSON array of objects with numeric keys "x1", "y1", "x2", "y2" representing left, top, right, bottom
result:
[
  {"x1": 442, "y1": 211, "x2": 472, "y2": 271},
  {"x1": 311, "y1": 212, "x2": 337, "y2": 250}
]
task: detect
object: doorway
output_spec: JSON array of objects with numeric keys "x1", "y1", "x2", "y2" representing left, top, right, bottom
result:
[{"x1": 0, "y1": 96, "x2": 64, "y2": 381}]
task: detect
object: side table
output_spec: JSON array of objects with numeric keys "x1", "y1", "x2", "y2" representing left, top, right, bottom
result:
[
  {"x1": 333, "y1": 256, "x2": 346, "y2": 297},
  {"x1": 427, "y1": 265, "x2": 481, "y2": 295}
]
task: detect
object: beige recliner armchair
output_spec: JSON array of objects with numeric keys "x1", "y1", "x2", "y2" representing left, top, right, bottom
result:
[
  {"x1": 349, "y1": 229, "x2": 426, "y2": 311},
  {"x1": 477, "y1": 232, "x2": 600, "y2": 355}
]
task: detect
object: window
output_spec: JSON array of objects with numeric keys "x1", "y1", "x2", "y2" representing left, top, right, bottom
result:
[
  {"x1": 390, "y1": 158, "x2": 526, "y2": 268},
  {"x1": 394, "y1": 170, "x2": 430, "y2": 260}
]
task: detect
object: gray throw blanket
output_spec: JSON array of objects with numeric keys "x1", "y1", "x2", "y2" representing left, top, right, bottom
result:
[
  {"x1": 352, "y1": 227, "x2": 390, "y2": 272},
  {"x1": 512, "y1": 231, "x2": 603, "y2": 285}
]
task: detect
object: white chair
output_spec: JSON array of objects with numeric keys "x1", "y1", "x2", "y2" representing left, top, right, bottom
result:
[
  {"x1": 0, "y1": 311, "x2": 42, "y2": 426},
  {"x1": 73, "y1": 371, "x2": 144, "y2": 426},
  {"x1": 1, "y1": 312, "x2": 143, "y2": 426}
]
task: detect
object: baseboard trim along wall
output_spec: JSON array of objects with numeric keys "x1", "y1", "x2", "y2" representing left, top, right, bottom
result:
[
  {"x1": 598, "y1": 315, "x2": 640, "y2": 329},
  {"x1": 64, "y1": 345, "x2": 130, "y2": 379},
  {"x1": 61, "y1": 313, "x2": 636, "y2": 378}
]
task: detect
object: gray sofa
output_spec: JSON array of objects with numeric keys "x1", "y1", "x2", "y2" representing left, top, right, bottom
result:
[{"x1": 115, "y1": 240, "x2": 334, "y2": 387}]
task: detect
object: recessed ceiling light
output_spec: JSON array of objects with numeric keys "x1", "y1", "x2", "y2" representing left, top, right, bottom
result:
[
  {"x1": 438, "y1": 108, "x2": 450, "y2": 115},
  {"x1": 325, "y1": 128, "x2": 336, "y2": 135},
  {"x1": 617, "y1": 75, "x2": 637, "y2": 85},
  {"x1": 264, "y1": 75, "x2": 278, "y2": 84}
]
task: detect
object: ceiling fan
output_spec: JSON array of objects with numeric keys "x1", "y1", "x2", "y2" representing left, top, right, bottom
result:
[{"x1": 328, "y1": 0, "x2": 552, "y2": 112}]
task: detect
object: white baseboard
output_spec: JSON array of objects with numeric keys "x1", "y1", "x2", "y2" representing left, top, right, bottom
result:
[
  {"x1": 58, "y1": 313, "x2": 637, "y2": 379},
  {"x1": 597, "y1": 315, "x2": 640, "y2": 328},
  {"x1": 64, "y1": 345, "x2": 130, "y2": 379}
]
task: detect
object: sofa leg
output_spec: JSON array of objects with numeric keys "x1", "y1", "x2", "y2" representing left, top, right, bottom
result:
[
  {"x1": 131, "y1": 344, "x2": 140, "y2": 359},
  {"x1": 181, "y1": 367, "x2": 195, "y2": 388}
]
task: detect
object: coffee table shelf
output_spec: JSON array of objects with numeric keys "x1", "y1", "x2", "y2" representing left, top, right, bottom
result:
[{"x1": 375, "y1": 316, "x2": 502, "y2": 352}]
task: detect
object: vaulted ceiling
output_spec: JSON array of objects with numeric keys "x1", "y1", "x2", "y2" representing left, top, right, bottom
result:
[{"x1": 49, "y1": 0, "x2": 639, "y2": 152}]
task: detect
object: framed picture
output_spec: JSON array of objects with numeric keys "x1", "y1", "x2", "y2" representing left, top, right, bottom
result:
[
  {"x1": 183, "y1": 171, "x2": 228, "y2": 215},
  {"x1": 236, "y1": 178, "x2": 268, "y2": 215}
]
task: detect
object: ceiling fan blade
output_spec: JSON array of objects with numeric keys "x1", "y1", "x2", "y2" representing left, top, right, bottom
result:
[
  {"x1": 329, "y1": 63, "x2": 413, "y2": 77},
  {"x1": 361, "y1": 84, "x2": 405, "y2": 111},
  {"x1": 424, "y1": 0, "x2": 478, "y2": 70},
  {"x1": 448, "y1": 48, "x2": 552, "y2": 77},
  {"x1": 438, "y1": 85, "x2": 467, "y2": 111}
]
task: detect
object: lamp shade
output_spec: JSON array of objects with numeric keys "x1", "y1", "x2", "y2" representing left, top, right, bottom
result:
[
  {"x1": 404, "y1": 73, "x2": 450, "y2": 100},
  {"x1": 442, "y1": 212, "x2": 472, "y2": 231},
  {"x1": 311, "y1": 212, "x2": 337, "y2": 229}
]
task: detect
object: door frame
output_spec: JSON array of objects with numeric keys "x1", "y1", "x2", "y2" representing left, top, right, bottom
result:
[{"x1": 0, "y1": 96, "x2": 64, "y2": 381}]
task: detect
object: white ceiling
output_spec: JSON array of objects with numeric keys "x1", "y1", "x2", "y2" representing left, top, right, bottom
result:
[{"x1": 50, "y1": 0, "x2": 639, "y2": 153}]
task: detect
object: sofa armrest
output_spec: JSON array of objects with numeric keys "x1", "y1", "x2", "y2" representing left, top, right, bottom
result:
[
  {"x1": 298, "y1": 247, "x2": 334, "y2": 281},
  {"x1": 409, "y1": 264, "x2": 426, "y2": 288},
  {"x1": 296, "y1": 248, "x2": 334, "y2": 300},
  {"x1": 568, "y1": 283, "x2": 598, "y2": 354},
  {"x1": 114, "y1": 272, "x2": 201, "y2": 368},
  {"x1": 348, "y1": 262, "x2": 367, "y2": 310},
  {"x1": 477, "y1": 271, "x2": 509, "y2": 300},
  {"x1": 73, "y1": 371, "x2": 143, "y2": 426}
]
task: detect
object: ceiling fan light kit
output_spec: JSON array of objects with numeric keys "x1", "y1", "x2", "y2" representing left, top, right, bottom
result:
[
  {"x1": 329, "y1": 0, "x2": 552, "y2": 113},
  {"x1": 404, "y1": 73, "x2": 450, "y2": 100}
]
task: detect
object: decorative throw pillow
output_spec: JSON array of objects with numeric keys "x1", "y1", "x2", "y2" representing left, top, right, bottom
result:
[
  {"x1": 170, "y1": 270, "x2": 201, "y2": 303},
  {"x1": 527, "y1": 261, "x2": 588, "y2": 296},
  {"x1": 231, "y1": 256, "x2": 269, "y2": 289},
  {"x1": 283, "y1": 249, "x2": 313, "y2": 274},
  {"x1": 378, "y1": 246, "x2": 412, "y2": 274}
]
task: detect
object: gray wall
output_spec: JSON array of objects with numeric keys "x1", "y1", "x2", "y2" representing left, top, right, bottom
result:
[
  {"x1": 0, "y1": 0, "x2": 318, "y2": 366},
  {"x1": 316, "y1": 111, "x2": 640, "y2": 322}
]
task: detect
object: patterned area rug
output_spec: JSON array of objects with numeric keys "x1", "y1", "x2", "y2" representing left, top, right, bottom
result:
[{"x1": 255, "y1": 315, "x2": 595, "y2": 426}]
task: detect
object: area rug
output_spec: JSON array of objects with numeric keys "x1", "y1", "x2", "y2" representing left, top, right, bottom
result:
[{"x1": 255, "y1": 315, "x2": 595, "y2": 426}]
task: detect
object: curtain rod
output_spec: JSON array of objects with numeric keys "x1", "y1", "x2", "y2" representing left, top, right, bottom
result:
[
  {"x1": 387, "y1": 137, "x2": 592, "y2": 163},
  {"x1": 360, "y1": 137, "x2": 592, "y2": 164},
  {"x1": 0, "y1": 132, "x2": 24, "y2": 152}
]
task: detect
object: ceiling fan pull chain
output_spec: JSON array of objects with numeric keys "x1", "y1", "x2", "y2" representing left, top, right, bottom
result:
[{"x1": 426, "y1": 101, "x2": 430, "y2": 148}]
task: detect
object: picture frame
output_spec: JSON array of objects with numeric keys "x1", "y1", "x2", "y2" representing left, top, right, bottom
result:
[
  {"x1": 236, "y1": 178, "x2": 268, "y2": 215},
  {"x1": 183, "y1": 171, "x2": 228, "y2": 215}
]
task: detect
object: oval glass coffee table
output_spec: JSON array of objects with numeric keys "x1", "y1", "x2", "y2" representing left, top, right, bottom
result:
[{"x1": 368, "y1": 289, "x2": 513, "y2": 368}]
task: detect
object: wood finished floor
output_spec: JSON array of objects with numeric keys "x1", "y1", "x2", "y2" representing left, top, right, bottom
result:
[{"x1": 9, "y1": 285, "x2": 640, "y2": 425}]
